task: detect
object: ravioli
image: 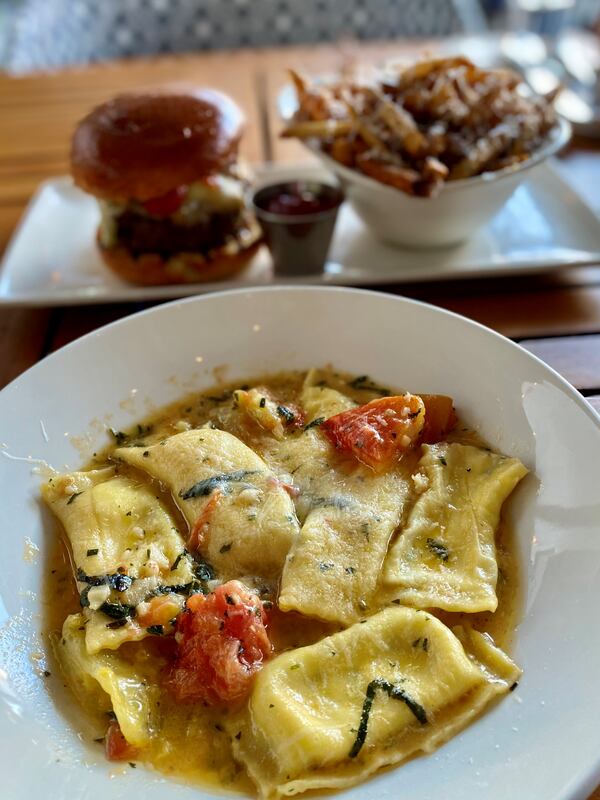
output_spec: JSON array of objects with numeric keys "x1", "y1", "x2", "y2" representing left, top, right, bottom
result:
[
  {"x1": 55, "y1": 614, "x2": 158, "y2": 747},
  {"x1": 43, "y1": 368, "x2": 527, "y2": 795},
  {"x1": 115, "y1": 429, "x2": 299, "y2": 581},
  {"x1": 42, "y1": 469, "x2": 193, "y2": 652},
  {"x1": 229, "y1": 606, "x2": 520, "y2": 799},
  {"x1": 277, "y1": 385, "x2": 410, "y2": 625},
  {"x1": 382, "y1": 443, "x2": 528, "y2": 612},
  {"x1": 301, "y1": 382, "x2": 355, "y2": 422}
]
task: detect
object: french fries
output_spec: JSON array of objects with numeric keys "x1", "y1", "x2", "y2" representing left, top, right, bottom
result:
[
  {"x1": 281, "y1": 57, "x2": 558, "y2": 198},
  {"x1": 280, "y1": 119, "x2": 353, "y2": 139}
]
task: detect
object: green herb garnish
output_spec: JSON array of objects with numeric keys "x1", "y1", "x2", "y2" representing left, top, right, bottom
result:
[
  {"x1": 303, "y1": 417, "x2": 325, "y2": 431},
  {"x1": 147, "y1": 625, "x2": 164, "y2": 635},
  {"x1": 171, "y1": 551, "x2": 187, "y2": 571},
  {"x1": 86, "y1": 548, "x2": 99, "y2": 557},
  {"x1": 194, "y1": 559, "x2": 215, "y2": 583},
  {"x1": 277, "y1": 405, "x2": 295, "y2": 424},
  {"x1": 349, "y1": 679, "x2": 427, "y2": 758},
  {"x1": 99, "y1": 601, "x2": 135, "y2": 620},
  {"x1": 106, "y1": 619, "x2": 128, "y2": 629},
  {"x1": 426, "y1": 538, "x2": 449, "y2": 562},
  {"x1": 180, "y1": 470, "x2": 259, "y2": 499},
  {"x1": 109, "y1": 428, "x2": 128, "y2": 445},
  {"x1": 77, "y1": 570, "x2": 132, "y2": 592},
  {"x1": 311, "y1": 495, "x2": 352, "y2": 510},
  {"x1": 220, "y1": 543, "x2": 232, "y2": 554},
  {"x1": 348, "y1": 375, "x2": 390, "y2": 396},
  {"x1": 207, "y1": 391, "x2": 232, "y2": 403},
  {"x1": 79, "y1": 585, "x2": 92, "y2": 607},
  {"x1": 67, "y1": 491, "x2": 83, "y2": 505}
]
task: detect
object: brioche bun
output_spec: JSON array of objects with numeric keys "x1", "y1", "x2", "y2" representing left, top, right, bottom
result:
[
  {"x1": 97, "y1": 222, "x2": 262, "y2": 286},
  {"x1": 71, "y1": 88, "x2": 244, "y2": 201}
]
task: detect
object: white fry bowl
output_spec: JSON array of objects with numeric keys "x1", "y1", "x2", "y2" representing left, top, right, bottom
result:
[{"x1": 305, "y1": 118, "x2": 571, "y2": 247}]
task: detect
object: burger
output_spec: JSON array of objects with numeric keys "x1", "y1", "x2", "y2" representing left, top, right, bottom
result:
[{"x1": 70, "y1": 88, "x2": 262, "y2": 285}]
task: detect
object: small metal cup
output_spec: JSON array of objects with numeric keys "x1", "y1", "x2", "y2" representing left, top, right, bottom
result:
[{"x1": 251, "y1": 181, "x2": 344, "y2": 276}]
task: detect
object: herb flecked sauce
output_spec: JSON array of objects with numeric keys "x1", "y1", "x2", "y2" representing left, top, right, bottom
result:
[{"x1": 43, "y1": 369, "x2": 522, "y2": 794}]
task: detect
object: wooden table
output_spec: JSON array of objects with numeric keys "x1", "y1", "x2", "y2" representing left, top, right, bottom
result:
[
  {"x1": 1, "y1": 41, "x2": 600, "y2": 413},
  {"x1": 1, "y1": 43, "x2": 600, "y2": 797}
]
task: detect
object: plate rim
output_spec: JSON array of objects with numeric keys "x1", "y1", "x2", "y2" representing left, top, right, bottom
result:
[{"x1": 0, "y1": 162, "x2": 599, "y2": 308}]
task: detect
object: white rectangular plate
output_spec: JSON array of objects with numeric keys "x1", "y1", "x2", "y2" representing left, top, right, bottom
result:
[{"x1": 0, "y1": 161, "x2": 599, "y2": 306}]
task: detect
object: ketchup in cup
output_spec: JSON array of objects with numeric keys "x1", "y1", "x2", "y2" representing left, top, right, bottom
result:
[{"x1": 252, "y1": 181, "x2": 344, "y2": 275}]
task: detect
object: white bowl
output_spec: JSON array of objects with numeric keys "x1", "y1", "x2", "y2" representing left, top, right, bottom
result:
[
  {"x1": 306, "y1": 118, "x2": 571, "y2": 248},
  {"x1": 1, "y1": 286, "x2": 599, "y2": 800}
]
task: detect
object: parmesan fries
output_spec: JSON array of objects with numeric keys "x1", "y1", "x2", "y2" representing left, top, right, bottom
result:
[{"x1": 282, "y1": 56, "x2": 558, "y2": 198}]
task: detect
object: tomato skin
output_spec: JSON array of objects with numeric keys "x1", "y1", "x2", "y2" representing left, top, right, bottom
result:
[
  {"x1": 321, "y1": 394, "x2": 426, "y2": 470},
  {"x1": 188, "y1": 488, "x2": 222, "y2": 551},
  {"x1": 142, "y1": 185, "x2": 187, "y2": 217},
  {"x1": 166, "y1": 581, "x2": 271, "y2": 705},
  {"x1": 105, "y1": 719, "x2": 139, "y2": 762},
  {"x1": 136, "y1": 593, "x2": 183, "y2": 628},
  {"x1": 419, "y1": 394, "x2": 457, "y2": 443}
]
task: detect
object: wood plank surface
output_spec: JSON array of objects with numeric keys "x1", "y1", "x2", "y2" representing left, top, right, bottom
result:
[
  {"x1": 1, "y1": 43, "x2": 600, "y2": 389},
  {"x1": 0, "y1": 42, "x2": 600, "y2": 798},
  {"x1": 47, "y1": 303, "x2": 142, "y2": 352},
  {"x1": 520, "y1": 335, "x2": 600, "y2": 392},
  {"x1": 432, "y1": 284, "x2": 600, "y2": 339},
  {"x1": 0, "y1": 306, "x2": 51, "y2": 387}
]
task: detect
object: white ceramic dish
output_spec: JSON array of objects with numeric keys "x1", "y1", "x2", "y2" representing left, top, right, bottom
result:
[
  {"x1": 1, "y1": 160, "x2": 599, "y2": 307},
  {"x1": 1, "y1": 286, "x2": 600, "y2": 800},
  {"x1": 303, "y1": 118, "x2": 571, "y2": 247}
]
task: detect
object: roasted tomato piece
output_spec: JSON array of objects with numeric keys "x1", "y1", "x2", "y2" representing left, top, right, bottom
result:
[
  {"x1": 136, "y1": 593, "x2": 184, "y2": 629},
  {"x1": 166, "y1": 580, "x2": 271, "y2": 705},
  {"x1": 105, "y1": 719, "x2": 139, "y2": 762},
  {"x1": 321, "y1": 394, "x2": 425, "y2": 470},
  {"x1": 142, "y1": 185, "x2": 187, "y2": 217},
  {"x1": 419, "y1": 394, "x2": 457, "y2": 443}
]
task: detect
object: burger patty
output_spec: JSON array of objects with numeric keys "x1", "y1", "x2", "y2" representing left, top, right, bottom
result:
[{"x1": 114, "y1": 210, "x2": 240, "y2": 257}]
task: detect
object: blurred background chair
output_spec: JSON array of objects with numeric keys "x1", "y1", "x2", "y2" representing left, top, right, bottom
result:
[
  {"x1": 505, "y1": 0, "x2": 600, "y2": 35},
  {"x1": 1, "y1": 0, "x2": 486, "y2": 73}
]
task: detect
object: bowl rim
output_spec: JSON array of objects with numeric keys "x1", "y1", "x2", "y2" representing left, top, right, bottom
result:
[
  {"x1": 2, "y1": 284, "x2": 597, "y2": 431},
  {"x1": 298, "y1": 116, "x2": 571, "y2": 199},
  {"x1": 2, "y1": 285, "x2": 600, "y2": 800}
]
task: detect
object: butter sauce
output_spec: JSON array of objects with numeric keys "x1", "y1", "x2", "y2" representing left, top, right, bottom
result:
[{"x1": 43, "y1": 368, "x2": 522, "y2": 793}]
